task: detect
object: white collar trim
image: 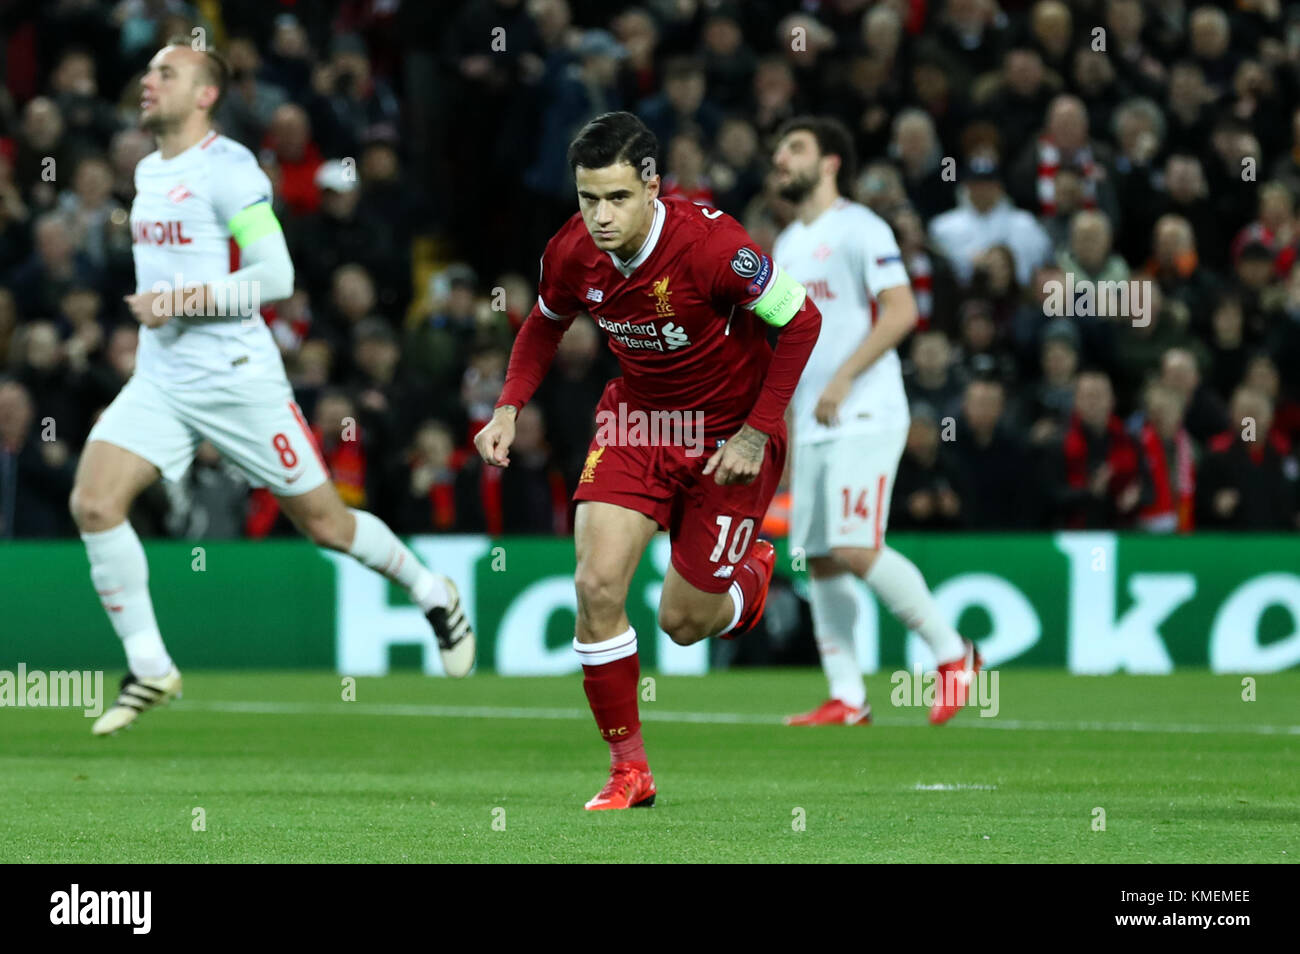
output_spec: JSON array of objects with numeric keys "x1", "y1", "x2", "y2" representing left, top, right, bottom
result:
[{"x1": 607, "y1": 198, "x2": 665, "y2": 277}]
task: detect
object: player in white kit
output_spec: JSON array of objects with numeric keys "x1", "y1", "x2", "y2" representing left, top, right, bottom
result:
[
  {"x1": 70, "y1": 43, "x2": 475, "y2": 735},
  {"x1": 770, "y1": 118, "x2": 980, "y2": 726}
]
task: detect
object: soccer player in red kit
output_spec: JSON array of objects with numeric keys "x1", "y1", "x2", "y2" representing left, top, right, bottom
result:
[{"x1": 474, "y1": 112, "x2": 821, "y2": 809}]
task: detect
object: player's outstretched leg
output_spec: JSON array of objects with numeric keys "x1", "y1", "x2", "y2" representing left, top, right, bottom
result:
[
  {"x1": 278, "y1": 484, "x2": 475, "y2": 677},
  {"x1": 847, "y1": 546, "x2": 980, "y2": 725},
  {"x1": 70, "y1": 441, "x2": 183, "y2": 736},
  {"x1": 784, "y1": 559, "x2": 871, "y2": 726},
  {"x1": 572, "y1": 502, "x2": 659, "y2": 810}
]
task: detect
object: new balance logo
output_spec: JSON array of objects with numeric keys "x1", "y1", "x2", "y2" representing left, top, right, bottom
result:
[
  {"x1": 713, "y1": 565, "x2": 734, "y2": 579},
  {"x1": 167, "y1": 184, "x2": 192, "y2": 203},
  {"x1": 585, "y1": 287, "x2": 604, "y2": 302}
]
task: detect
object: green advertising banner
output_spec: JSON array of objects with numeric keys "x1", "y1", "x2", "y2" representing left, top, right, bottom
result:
[{"x1": 2, "y1": 533, "x2": 1299, "y2": 674}]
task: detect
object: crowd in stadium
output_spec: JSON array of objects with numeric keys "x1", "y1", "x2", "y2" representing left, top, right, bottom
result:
[{"x1": 2, "y1": 0, "x2": 1300, "y2": 539}]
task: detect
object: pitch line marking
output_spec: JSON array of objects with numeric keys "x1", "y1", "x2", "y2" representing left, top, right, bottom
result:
[{"x1": 171, "y1": 700, "x2": 1300, "y2": 736}]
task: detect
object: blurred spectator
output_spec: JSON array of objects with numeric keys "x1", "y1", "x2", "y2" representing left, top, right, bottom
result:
[
  {"x1": 1010, "y1": 95, "x2": 1119, "y2": 228},
  {"x1": 1206, "y1": 292, "x2": 1250, "y2": 399},
  {"x1": 313, "y1": 388, "x2": 369, "y2": 510},
  {"x1": 709, "y1": 117, "x2": 766, "y2": 216},
  {"x1": 1024, "y1": 318, "x2": 1080, "y2": 448},
  {"x1": 389, "y1": 419, "x2": 460, "y2": 534},
  {"x1": 58, "y1": 154, "x2": 128, "y2": 273},
  {"x1": 49, "y1": 48, "x2": 121, "y2": 156},
  {"x1": 1242, "y1": 353, "x2": 1300, "y2": 449},
  {"x1": 0, "y1": 379, "x2": 76, "y2": 538},
  {"x1": 891, "y1": 403, "x2": 963, "y2": 531},
  {"x1": 920, "y1": 0, "x2": 1009, "y2": 92},
  {"x1": 698, "y1": 7, "x2": 755, "y2": 112},
  {"x1": 1110, "y1": 97, "x2": 1165, "y2": 264},
  {"x1": 164, "y1": 442, "x2": 251, "y2": 540},
  {"x1": 7, "y1": 212, "x2": 103, "y2": 317},
  {"x1": 951, "y1": 299, "x2": 1017, "y2": 384},
  {"x1": 928, "y1": 154, "x2": 1052, "y2": 286},
  {"x1": 287, "y1": 159, "x2": 404, "y2": 313},
  {"x1": 453, "y1": 403, "x2": 568, "y2": 534},
  {"x1": 348, "y1": 317, "x2": 430, "y2": 459},
  {"x1": 889, "y1": 109, "x2": 955, "y2": 224},
  {"x1": 1158, "y1": 346, "x2": 1228, "y2": 443},
  {"x1": 406, "y1": 264, "x2": 492, "y2": 419},
  {"x1": 1134, "y1": 383, "x2": 1196, "y2": 533},
  {"x1": 536, "y1": 315, "x2": 611, "y2": 493},
  {"x1": 1027, "y1": 0, "x2": 1073, "y2": 78},
  {"x1": 0, "y1": 153, "x2": 32, "y2": 276},
  {"x1": 308, "y1": 33, "x2": 401, "y2": 158},
  {"x1": 215, "y1": 35, "x2": 289, "y2": 151},
  {"x1": 1050, "y1": 370, "x2": 1146, "y2": 528},
  {"x1": 948, "y1": 376, "x2": 1032, "y2": 529},
  {"x1": 660, "y1": 129, "x2": 714, "y2": 206},
  {"x1": 262, "y1": 103, "x2": 323, "y2": 216},
  {"x1": 1106, "y1": 0, "x2": 1167, "y2": 99},
  {"x1": 321, "y1": 263, "x2": 380, "y2": 361},
  {"x1": 973, "y1": 49, "x2": 1057, "y2": 168},
  {"x1": 15, "y1": 97, "x2": 68, "y2": 213},
  {"x1": 1196, "y1": 386, "x2": 1298, "y2": 530},
  {"x1": 1112, "y1": 286, "x2": 1208, "y2": 410},
  {"x1": 1141, "y1": 214, "x2": 1222, "y2": 330},
  {"x1": 108, "y1": 129, "x2": 153, "y2": 203},
  {"x1": 889, "y1": 206, "x2": 959, "y2": 333},
  {"x1": 904, "y1": 329, "x2": 965, "y2": 421},
  {"x1": 518, "y1": 28, "x2": 627, "y2": 264}
]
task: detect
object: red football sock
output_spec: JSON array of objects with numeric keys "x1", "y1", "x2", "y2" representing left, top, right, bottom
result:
[
  {"x1": 722, "y1": 550, "x2": 769, "y2": 633},
  {"x1": 576, "y1": 628, "x2": 647, "y2": 768}
]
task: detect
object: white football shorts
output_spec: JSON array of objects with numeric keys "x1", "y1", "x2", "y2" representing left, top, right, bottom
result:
[
  {"x1": 789, "y1": 422, "x2": 908, "y2": 558},
  {"x1": 87, "y1": 373, "x2": 329, "y2": 497}
]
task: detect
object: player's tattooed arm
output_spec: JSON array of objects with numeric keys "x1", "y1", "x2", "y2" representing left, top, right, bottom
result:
[{"x1": 703, "y1": 423, "x2": 769, "y2": 486}]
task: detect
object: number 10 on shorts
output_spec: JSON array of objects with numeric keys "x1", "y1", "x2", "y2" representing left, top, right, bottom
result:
[{"x1": 709, "y1": 515, "x2": 755, "y2": 564}]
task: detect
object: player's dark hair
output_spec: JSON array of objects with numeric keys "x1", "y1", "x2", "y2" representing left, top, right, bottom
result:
[
  {"x1": 775, "y1": 115, "x2": 858, "y2": 197},
  {"x1": 568, "y1": 111, "x2": 660, "y2": 182},
  {"x1": 165, "y1": 35, "x2": 230, "y2": 114}
]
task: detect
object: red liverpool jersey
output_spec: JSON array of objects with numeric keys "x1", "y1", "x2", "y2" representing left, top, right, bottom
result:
[{"x1": 499, "y1": 195, "x2": 821, "y2": 438}]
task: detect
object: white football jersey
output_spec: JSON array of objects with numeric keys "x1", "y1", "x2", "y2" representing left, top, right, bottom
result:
[
  {"x1": 130, "y1": 131, "x2": 285, "y2": 389},
  {"x1": 774, "y1": 198, "x2": 911, "y2": 444}
]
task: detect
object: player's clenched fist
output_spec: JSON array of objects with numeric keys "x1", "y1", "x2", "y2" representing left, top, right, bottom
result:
[
  {"x1": 475, "y1": 404, "x2": 517, "y2": 467},
  {"x1": 124, "y1": 291, "x2": 174, "y2": 329},
  {"x1": 703, "y1": 423, "x2": 768, "y2": 486}
]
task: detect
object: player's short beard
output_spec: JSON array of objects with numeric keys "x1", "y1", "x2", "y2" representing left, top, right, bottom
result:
[
  {"x1": 140, "y1": 102, "x2": 185, "y2": 135},
  {"x1": 776, "y1": 170, "x2": 817, "y2": 203}
]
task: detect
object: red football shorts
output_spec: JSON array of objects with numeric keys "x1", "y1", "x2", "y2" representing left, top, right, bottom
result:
[{"x1": 572, "y1": 378, "x2": 787, "y2": 593}]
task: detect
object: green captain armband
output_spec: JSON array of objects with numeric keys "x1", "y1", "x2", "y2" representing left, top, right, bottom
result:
[
  {"x1": 748, "y1": 266, "x2": 807, "y2": 328},
  {"x1": 227, "y1": 201, "x2": 282, "y2": 247}
]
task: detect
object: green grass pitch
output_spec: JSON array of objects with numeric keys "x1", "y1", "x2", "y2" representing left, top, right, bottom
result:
[{"x1": 2, "y1": 670, "x2": 1296, "y2": 863}]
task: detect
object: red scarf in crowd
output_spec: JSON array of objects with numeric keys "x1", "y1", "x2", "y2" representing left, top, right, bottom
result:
[
  {"x1": 1062, "y1": 414, "x2": 1139, "y2": 527},
  {"x1": 1037, "y1": 137, "x2": 1098, "y2": 217},
  {"x1": 1136, "y1": 423, "x2": 1195, "y2": 533}
]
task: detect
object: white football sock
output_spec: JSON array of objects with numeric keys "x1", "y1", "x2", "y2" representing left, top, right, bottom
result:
[
  {"x1": 863, "y1": 546, "x2": 965, "y2": 665},
  {"x1": 347, "y1": 509, "x2": 449, "y2": 611},
  {"x1": 81, "y1": 522, "x2": 173, "y2": 679},
  {"x1": 809, "y1": 574, "x2": 866, "y2": 708}
]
